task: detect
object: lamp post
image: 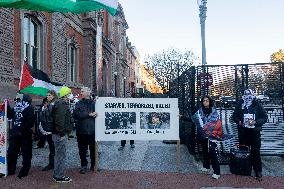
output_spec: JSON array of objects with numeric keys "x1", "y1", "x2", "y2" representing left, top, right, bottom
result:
[
  {"x1": 197, "y1": 0, "x2": 207, "y2": 65},
  {"x1": 123, "y1": 76, "x2": 126, "y2": 97},
  {"x1": 114, "y1": 72, "x2": 117, "y2": 97}
]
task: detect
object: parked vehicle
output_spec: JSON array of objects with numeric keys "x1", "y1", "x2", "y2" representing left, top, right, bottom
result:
[
  {"x1": 256, "y1": 95, "x2": 270, "y2": 103},
  {"x1": 221, "y1": 96, "x2": 236, "y2": 108}
]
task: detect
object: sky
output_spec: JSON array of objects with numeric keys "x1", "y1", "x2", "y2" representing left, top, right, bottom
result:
[{"x1": 118, "y1": 0, "x2": 284, "y2": 65}]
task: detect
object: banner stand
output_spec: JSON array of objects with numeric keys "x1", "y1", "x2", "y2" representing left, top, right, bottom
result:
[
  {"x1": 176, "y1": 140, "x2": 181, "y2": 171},
  {"x1": 95, "y1": 142, "x2": 99, "y2": 172},
  {"x1": 0, "y1": 100, "x2": 8, "y2": 177}
]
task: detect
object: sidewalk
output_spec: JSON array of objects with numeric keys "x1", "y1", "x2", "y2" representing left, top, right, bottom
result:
[{"x1": 0, "y1": 139, "x2": 283, "y2": 189}]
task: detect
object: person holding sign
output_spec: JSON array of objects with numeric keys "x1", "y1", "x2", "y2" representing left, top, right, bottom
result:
[
  {"x1": 73, "y1": 87, "x2": 97, "y2": 174},
  {"x1": 232, "y1": 89, "x2": 267, "y2": 180},
  {"x1": 192, "y1": 95, "x2": 222, "y2": 180}
]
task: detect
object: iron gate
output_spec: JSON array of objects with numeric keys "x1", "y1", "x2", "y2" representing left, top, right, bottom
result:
[{"x1": 169, "y1": 62, "x2": 284, "y2": 156}]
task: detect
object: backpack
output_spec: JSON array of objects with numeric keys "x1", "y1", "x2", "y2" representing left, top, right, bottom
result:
[{"x1": 203, "y1": 119, "x2": 223, "y2": 139}]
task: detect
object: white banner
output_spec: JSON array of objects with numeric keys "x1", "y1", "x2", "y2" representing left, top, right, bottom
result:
[
  {"x1": 0, "y1": 100, "x2": 8, "y2": 176},
  {"x1": 95, "y1": 98, "x2": 179, "y2": 141}
]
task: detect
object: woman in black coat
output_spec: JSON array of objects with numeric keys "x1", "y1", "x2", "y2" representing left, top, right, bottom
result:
[{"x1": 232, "y1": 89, "x2": 267, "y2": 180}]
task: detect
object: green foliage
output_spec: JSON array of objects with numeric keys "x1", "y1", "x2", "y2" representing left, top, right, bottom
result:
[{"x1": 270, "y1": 49, "x2": 284, "y2": 63}]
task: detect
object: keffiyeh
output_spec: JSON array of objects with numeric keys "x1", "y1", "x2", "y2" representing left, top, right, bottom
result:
[{"x1": 242, "y1": 89, "x2": 255, "y2": 109}]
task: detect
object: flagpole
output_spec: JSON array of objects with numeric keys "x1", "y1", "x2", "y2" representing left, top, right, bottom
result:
[
  {"x1": 18, "y1": 61, "x2": 26, "y2": 91},
  {"x1": 4, "y1": 99, "x2": 8, "y2": 177}
]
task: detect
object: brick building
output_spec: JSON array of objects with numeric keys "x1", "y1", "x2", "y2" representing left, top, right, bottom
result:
[{"x1": 0, "y1": 3, "x2": 142, "y2": 103}]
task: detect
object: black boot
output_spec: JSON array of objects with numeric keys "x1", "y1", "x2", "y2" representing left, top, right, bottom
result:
[
  {"x1": 17, "y1": 169, "x2": 29, "y2": 179},
  {"x1": 255, "y1": 171, "x2": 262, "y2": 181}
]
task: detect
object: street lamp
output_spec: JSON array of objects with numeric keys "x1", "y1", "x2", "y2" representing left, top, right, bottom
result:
[
  {"x1": 123, "y1": 76, "x2": 126, "y2": 97},
  {"x1": 197, "y1": 0, "x2": 207, "y2": 65},
  {"x1": 114, "y1": 72, "x2": 117, "y2": 97}
]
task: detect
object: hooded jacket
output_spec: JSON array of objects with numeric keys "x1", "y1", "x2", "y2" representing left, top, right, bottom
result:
[
  {"x1": 11, "y1": 94, "x2": 34, "y2": 136},
  {"x1": 232, "y1": 99, "x2": 267, "y2": 131}
]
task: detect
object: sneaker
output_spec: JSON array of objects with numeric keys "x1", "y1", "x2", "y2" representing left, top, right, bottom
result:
[
  {"x1": 53, "y1": 176, "x2": 72, "y2": 183},
  {"x1": 200, "y1": 167, "x2": 210, "y2": 173},
  {"x1": 130, "y1": 144, "x2": 135, "y2": 148},
  {"x1": 212, "y1": 174, "x2": 220, "y2": 180},
  {"x1": 80, "y1": 166, "x2": 87, "y2": 174},
  {"x1": 118, "y1": 146, "x2": 125, "y2": 151}
]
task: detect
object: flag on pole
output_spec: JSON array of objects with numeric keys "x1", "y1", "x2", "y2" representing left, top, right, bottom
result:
[
  {"x1": 0, "y1": 0, "x2": 118, "y2": 15},
  {"x1": 19, "y1": 63, "x2": 62, "y2": 96}
]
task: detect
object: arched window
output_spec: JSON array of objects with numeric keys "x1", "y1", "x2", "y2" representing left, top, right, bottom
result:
[
  {"x1": 67, "y1": 37, "x2": 79, "y2": 83},
  {"x1": 23, "y1": 16, "x2": 40, "y2": 69}
]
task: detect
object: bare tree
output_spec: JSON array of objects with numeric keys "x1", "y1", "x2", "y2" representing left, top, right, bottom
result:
[{"x1": 145, "y1": 48, "x2": 199, "y2": 92}]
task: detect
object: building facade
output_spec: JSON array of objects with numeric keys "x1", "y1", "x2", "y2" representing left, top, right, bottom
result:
[{"x1": 0, "y1": 4, "x2": 158, "y2": 102}]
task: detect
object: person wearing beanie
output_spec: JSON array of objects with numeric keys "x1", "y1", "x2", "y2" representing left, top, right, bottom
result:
[
  {"x1": 7, "y1": 93, "x2": 34, "y2": 179},
  {"x1": 52, "y1": 86, "x2": 73, "y2": 183}
]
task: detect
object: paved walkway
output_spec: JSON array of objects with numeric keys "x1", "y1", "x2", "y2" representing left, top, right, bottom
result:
[{"x1": 1, "y1": 139, "x2": 283, "y2": 189}]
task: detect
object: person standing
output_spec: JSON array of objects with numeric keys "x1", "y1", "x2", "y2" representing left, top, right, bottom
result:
[
  {"x1": 232, "y1": 89, "x2": 267, "y2": 180},
  {"x1": 39, "y1": 90, "x2": 57, "y2": 171},
  {"x1": 7, "y1": 93, "x2": 34, "y2": 179},
  {"x1": 193, "y1": 95, "x2": 222, "y2": 180},
  {"x1": 52, "y1": 86, "x2": 73, "y2": 183},
  {"x1": 118, "y1": 140, "x2": 135, "y2": 151},
  {"x1": 73, "y1": 87, "x2": 97, "y2": 174}
]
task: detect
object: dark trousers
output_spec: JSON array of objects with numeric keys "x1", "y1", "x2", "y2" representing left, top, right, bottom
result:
[
  {"x1": 36, "y1": 134, "x2": 55, "y2": 166},
  {"x1": 201, "y1": 138, "x2": 220, "y2": 175},
  {"x1": 37, "y1": 134, "x2": 46, "y2": 148},
  {"x1": 238, "y1": 127, "x2": 262, "y2": 173},
  {"x1": 121, "y1": 140, "x2": 134, "y2": 147},
  {"x1": 77, "y1": 134, "x2": 96, "y2": 167},
  {"x1": 8, "y1": 133, "x2": 33, "y2": 175},
  {"x1": 46, "y1": 134, "x2": 55, "y2": 166}
]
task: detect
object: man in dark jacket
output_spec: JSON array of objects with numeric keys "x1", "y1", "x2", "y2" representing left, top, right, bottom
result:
[
  {"x1": 7, "y1": 93, "x2": 34, "y2": 179},
  {"x1": 232, "y1": 89, "x2": 267, "y2": 180},
  {"x1": 52, "y1": 86, "x2": 73, "y2": 183},
  {"x1": 73, "y1": 87, "x2": 97, "y2": 174}
]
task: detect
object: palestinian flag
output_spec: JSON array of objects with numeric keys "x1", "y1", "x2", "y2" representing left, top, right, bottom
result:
[
  {"x1": 19, "y1": 63, "x2": 62, "y2": 96},
  {"x1": 0, "y1": 0, "x2": 118, "y2": 16}
]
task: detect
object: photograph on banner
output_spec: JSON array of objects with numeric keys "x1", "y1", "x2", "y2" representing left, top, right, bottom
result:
[
  {"x1": 95, "y1": 98, "x2": 179, "y2": 141},
  {"x1": 105, "y1": 112, "x2": 136, "y2": 130},
  {"x1": 140, "y1": 112, "x2": 170, "y2": 129}
]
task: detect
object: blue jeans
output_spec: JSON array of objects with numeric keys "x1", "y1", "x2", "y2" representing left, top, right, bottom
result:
[{"x1": 52, "y1": 134, "x2": 67, "y2": 178}]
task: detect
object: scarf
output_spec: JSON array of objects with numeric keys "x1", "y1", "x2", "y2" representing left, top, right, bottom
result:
[
  {"x1": 199, "y1": 107, "x2": 219, "y2": 124},
  {"x1": 242, "y1": 89, "x2": 255, "y2": 109},
  {"x1": 13, "y1": 101, "x2": 30, "y2": 127}
]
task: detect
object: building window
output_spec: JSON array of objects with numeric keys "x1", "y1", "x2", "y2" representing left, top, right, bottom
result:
[
  {"x1": 23, "y1": 16, "x2": 40, "y2": 69},
  {"x1": 67, "y1": 36, "x2": 79, "y2": 83},
  {"x1": 68, "y1": 45, "x2": 76, "y2": 82}
]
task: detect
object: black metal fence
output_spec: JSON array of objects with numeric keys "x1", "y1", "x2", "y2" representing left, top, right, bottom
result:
[{"x1": 168, "y1": 62, "x2": 284, "y2": 156}]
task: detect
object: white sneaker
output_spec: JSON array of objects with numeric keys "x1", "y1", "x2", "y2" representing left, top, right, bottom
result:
[
  {"x1": 212, "y1": 174, "x2": 220, "y2": 179},
  {"x1": 200, "y1": 167, "x2": 210, "y2": 172}
]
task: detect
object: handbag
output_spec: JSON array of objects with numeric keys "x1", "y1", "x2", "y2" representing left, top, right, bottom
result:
[{"x1": 229, "y1": 144, "x2": 252, "y2": 176}]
